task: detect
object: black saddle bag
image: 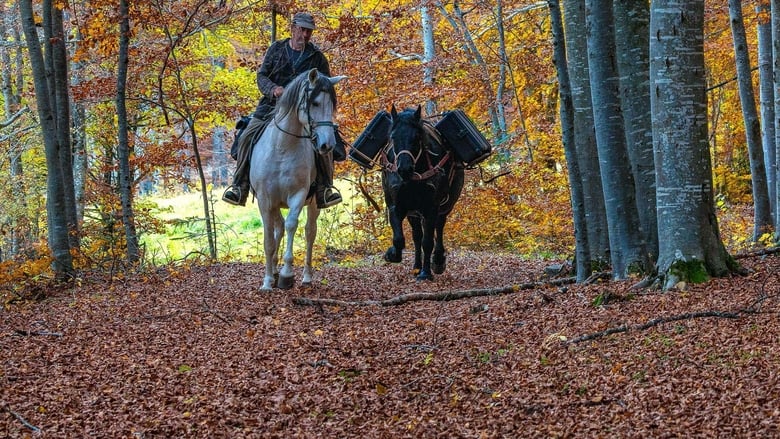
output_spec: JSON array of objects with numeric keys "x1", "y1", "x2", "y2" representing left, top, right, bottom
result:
[
  {"x1": 349, "y1": 110, "x2": 392, "y2": 169},
  {"x1": 435, "y1": 109, "x2": 492, "y2": 167}
]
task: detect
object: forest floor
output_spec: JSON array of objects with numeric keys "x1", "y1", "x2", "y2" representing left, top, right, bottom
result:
[{"x1": 2, "y1": 250, "x2": 780, "y2": 438}]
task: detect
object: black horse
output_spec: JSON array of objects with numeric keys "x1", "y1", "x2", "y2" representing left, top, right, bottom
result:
[{"x1": 381, "y1": 105, "x2": 465, "y2": 281}]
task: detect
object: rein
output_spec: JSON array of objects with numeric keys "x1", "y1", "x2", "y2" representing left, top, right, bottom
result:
[{"x1": 272, "y1": 85, "x2": 338, "y2": 148}]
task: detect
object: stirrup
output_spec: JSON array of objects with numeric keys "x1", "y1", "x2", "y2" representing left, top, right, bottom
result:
[
  {"x1": 222, "y1": 186, "x2": 247, "y2": 206},
  {"x1": 317, "y1": 188, "x2": 342, "y2": 208}
]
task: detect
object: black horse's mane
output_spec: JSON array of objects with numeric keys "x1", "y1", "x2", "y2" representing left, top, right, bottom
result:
[
  {"x1": 276, "y1": 69, "x2": 337, "y2": 119},
  {"x1": 391, "y1": 108, "x2": 444, "y2": 156}
]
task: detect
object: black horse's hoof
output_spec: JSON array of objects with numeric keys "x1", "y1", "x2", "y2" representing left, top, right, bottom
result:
[
  {"x1": 384, "y1": 247, "x2": 402, "y2": 263},
  {"x1": 416, "y1": 271, "x2": 434, "y2": 281},
  {"x1": 277, "y1": 275, "x2": 295, "y2": 290}
]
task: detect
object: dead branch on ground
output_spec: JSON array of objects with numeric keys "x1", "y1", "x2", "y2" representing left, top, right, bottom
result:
[{"x1": 292, "y1": 275, "x2": 601, "y2": 307}]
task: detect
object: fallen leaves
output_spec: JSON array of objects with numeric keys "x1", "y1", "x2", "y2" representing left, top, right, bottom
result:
[{"x1": 1, "y1": 250, "x2": 779, "y2": 437}]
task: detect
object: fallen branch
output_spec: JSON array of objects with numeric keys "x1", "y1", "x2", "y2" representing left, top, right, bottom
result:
[
  {"x1": 566, "y1": 311, "x2": 742, "y2": 344},
  {"x1": 734, "y1": 245, "x2": 780, "y2": 259},
  {"x1": 13, "y1": 329, "x2": 63, "y2": 337},
  {"x1": 200, "y1": 298, "x2": 231, "y2": 323},
  {"x1": 293, "y1": 277, "x2": 578, "y2": 307},
  {"x1": 2, "y1": 403, "x2": 40, "y2": 433}
]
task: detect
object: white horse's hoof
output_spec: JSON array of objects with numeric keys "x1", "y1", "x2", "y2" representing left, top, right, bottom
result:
[{"x1": 277, "y1": 275, "x2": 295, "y2": 290}]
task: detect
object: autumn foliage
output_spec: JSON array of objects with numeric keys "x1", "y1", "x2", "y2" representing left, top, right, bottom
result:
[{"x1": 0, "y1": 1, "x2": 765, "y2": 287}]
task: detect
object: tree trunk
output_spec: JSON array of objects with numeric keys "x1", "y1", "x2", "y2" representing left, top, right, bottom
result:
[
  {"x1": 772, "y1": 0, "x2": 780, "y2": 236},
  {"x1": 44, "y1": 0, "x2": 79, "y2": 249},
  {"x1": 548, "y1": 0, "x2": 591, "y2": 282},
  {"x1": 117, "y1": 0, "x2": 140, "y2": 264},
  {"x1": 614, "y1": 0, "x2": 658, "y2": 261},
  {"x1": 757, "y1": 0, "x2": 776, "y2": 225},
  {"x1": 19, "y1": 0, "x2": 74, "y2": 278},
  {"x1": 586, "y1": 0, "x2": 651, "y2": 279},
  {"x1": 420, "y1": 3, "x2": 437, "y2": 116},
  {"x1": 562, "y1": 0, "x2": 610, "y2": 267},
  {"x1": 1, "y1": 5, "x2": 25, "y2": 259},
  {"x1": 729, "y1": 0, "x2": 773, "y2": 240},
  {"x1": 650, "y1": 0, "x2": 738, "y2": 289}
]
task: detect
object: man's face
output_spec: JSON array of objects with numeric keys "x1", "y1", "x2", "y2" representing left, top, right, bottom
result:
[{"x1": 291, "y1": 25, "x2": 313, "y2": 48}]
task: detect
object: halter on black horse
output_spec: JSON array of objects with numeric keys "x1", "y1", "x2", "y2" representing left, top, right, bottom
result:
[{"x1": 382, "y1": 106, "x2": 453, "y2": 183}]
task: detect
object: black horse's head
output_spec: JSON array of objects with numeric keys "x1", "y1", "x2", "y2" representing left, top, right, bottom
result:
[{"x1": 389, "y1": 105, "x2": 425, "y2": 181}]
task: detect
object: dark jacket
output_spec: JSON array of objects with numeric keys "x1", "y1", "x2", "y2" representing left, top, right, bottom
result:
[{"x1": 253, "y1": 38, "x2": 331, "y2": 119}]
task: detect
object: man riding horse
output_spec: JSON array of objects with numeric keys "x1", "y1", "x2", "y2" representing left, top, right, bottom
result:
[{"x1": 223, "y1": 12, "x2": 342, "y2": 209}]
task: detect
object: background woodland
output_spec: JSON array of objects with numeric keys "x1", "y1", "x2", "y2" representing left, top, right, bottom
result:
[{"x1": 0, "y1": 1, "x2": 774, "y2": 290}]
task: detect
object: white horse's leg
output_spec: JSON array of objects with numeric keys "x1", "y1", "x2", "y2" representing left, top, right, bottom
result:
[
  {"x1": 302, "y1": 203, "x2": 320, "y2": 285},
  {"x1": 277, "y1": 194, "x2": 306, "y2": 289},
  {"x1": 260, "y1": 206, "x2": 279, "y2": 291},
  {"x1": 272, "y1": 209, "x2": 285, "y2": 280}
]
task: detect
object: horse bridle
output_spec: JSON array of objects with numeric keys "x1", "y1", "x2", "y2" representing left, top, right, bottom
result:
[
  {"x1": 273, "y1": 85, "x2": 338, "y2": 149},
  {"x1": 384, "y1": 121, "x2": 451, "y2": 181}
]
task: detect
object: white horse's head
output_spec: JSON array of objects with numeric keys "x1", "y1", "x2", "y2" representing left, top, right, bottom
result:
[{"x1": 279, "y1": 68, "x2": 346, "y2": 155}]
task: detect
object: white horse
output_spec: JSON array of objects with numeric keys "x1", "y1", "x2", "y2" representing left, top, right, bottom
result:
[{"x1": 249, "y1": 68, "x2": 346, "y2": 290}]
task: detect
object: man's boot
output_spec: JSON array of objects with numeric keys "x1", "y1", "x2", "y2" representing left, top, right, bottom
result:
[
  {"x1": 222, "y1": 182, "x2": 250, "y2": 206},
  {"x1": 316, "y1": 186, "x2": 342, "y2": 208},
  {"x1": 315, "y1": 151, "x2": 342, "y2": 208}
]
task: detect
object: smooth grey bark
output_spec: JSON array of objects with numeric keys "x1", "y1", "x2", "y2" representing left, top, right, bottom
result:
[
  {"x1": 757, "y1": 1, "x2": 776, "y2": 224},
  {"x1": 71, "y1": 27, "x2": 87, "y2": 225},
  {"x1": 586, "y1": 0, "x2": 650, "y2": 279},
  {"x1": 117, "y1": 0, "x2": 140, "y2": 264},
  {"x1": 650, "y1": 0, "x2": 735, "y2": 288},
  {"x1": 614, "y1": 0, "x2": 658, "y2": 261},
  {"x1": 547, "y1": 0, "x2": 591, "y2": 282},
  {"x1": 729, "y1": 0, "x2": 772, "y2": 240},
  {"x1": 420, "y1": 4, "x2": 437, "y2": 116},
  {"x1": 43, "y1": 0, "x2": 79, "y2": 249},
  {"x1": 562, "y1": 0, "x2": 609, "y2": 267},
  {"x1": 1, "y1": 4, "x2": 25, "y2": 259},
  {"x1": 19, "y1": 0, "x2": 74, "y2": 278},
  {"x1": 772, "y1": 0, "x2": 780, "y2": 235}
]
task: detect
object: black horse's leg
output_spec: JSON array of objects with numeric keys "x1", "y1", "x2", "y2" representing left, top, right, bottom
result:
[
  {"x1": 408, "y1": 215, "x2": 423, "y2": 274},
  {"x1": 417, "y1": 212, "x2": 436, "y2": 281},
  {"x1": 432, "y1": 214, "x2": 447, "y2": 275},
  {"x1": 384, "y1": 205, "x2": 406, "y2": 263}
]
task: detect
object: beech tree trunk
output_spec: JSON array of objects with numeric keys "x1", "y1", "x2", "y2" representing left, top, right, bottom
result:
[
  {"x1": 562, "y1": 0, "x2": 610, "y2": 267},
  {"x1": 650, "y1": 0, "x2": 737, "y2": 289},
  {"x1": 117, "y1": 0, "x2": 140, "y2": 264},
  {"x1": 19, "y1": 0, "x2": 74, "y2": 278},
  {"x1": 586, "y1": 0, "x2": 651, "y2": 279},
  {"x1": 757, "y1": 0, "x2": 776, "y2": 224},
  {"x1": 772, "y1": 0, "x2": 780, "y2": 236},
  {"x1": 420, "y1": 3, "x2": 437, "y2": 116},
  {"x1": 548, "y1": 0, "x2": 591, "y2": 282},
  {"x1": 43, "y1": 0, "x2": 79, "y2": 249},
  {"x1": 614, "y1": 0, "x2": 658, "y2": 261},
  {"x1": 729, "y1": 0, "x2": 772, "y2": 240}
]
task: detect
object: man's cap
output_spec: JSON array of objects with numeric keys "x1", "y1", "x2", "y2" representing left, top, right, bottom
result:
[{"x1": 292, "y1": 12, "x2": 316, "y2": 30}]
